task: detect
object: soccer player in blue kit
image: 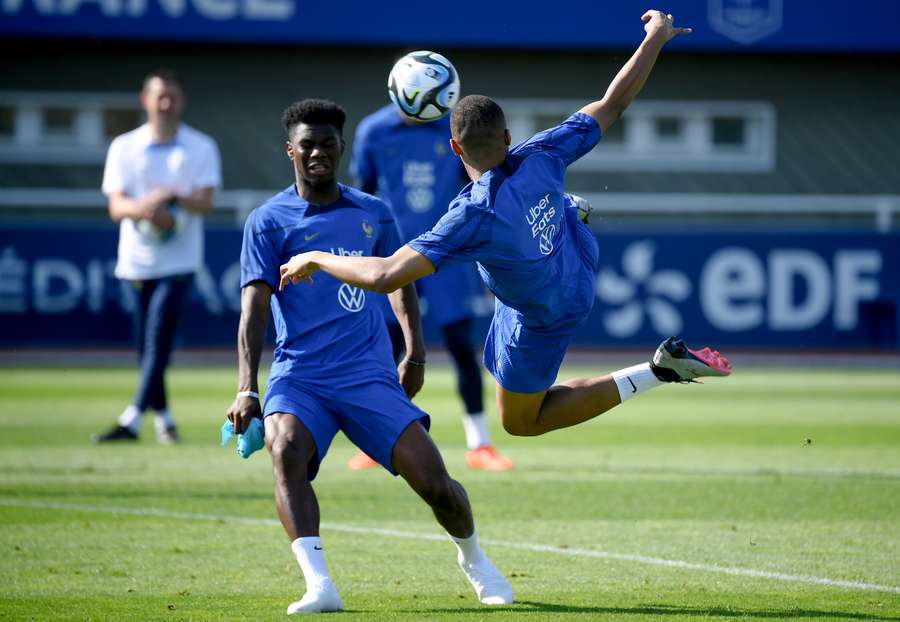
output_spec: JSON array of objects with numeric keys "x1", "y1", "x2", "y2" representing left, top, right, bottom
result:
[
  {"x1": 227, "y1": 99, "x2": 512, "y2": 614},
  {"x1": 349, "y1": 96, "x2": 513, "y2": 472},
  {"x1": 279, "y1": 12, "x2": 732, "y2": 441}
]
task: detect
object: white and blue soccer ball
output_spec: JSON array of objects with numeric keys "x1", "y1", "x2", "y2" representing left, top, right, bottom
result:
[{"x1": 388, "y1": 51, "x2": 460, "y2": 123}]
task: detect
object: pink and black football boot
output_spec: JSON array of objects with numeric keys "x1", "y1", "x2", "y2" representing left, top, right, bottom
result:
[{"x1": 650, "y1": 337, "x2": 732, "y2": 382}]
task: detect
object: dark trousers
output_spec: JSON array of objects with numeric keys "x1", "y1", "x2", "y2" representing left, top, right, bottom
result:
[
  {"x1": 386, "y1": 317, "x2": 484, "y2": 414},
  {"x1": 126, "y1": 274, "x2": 192, "y2": 412}
]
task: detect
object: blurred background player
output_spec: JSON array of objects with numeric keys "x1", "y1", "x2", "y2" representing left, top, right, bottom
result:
[
  {"x1": 227, "y1": 99, "x2": 512, "y2": 613},
  {"x1": 93, "y1": 69, "x2": 222, "y2": 444},
  {"x1": 349, "y1": 71, "x2": 513, "y2": 472}
]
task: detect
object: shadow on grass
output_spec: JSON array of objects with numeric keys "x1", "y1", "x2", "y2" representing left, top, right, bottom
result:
[{"x1": 406, "y1": 602, "x2": 900, "y2": 621}]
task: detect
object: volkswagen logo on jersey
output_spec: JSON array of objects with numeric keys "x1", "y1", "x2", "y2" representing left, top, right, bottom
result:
[
  {"x1": 403, "y1": 161, "x2": 436, "y2": 213},
  {"x1": 539, "y1": 224, "x2": 557, "y2": 255},
  {"x1": 406, "y1": 187, "x2": 434, "y2": 213},
  {"x1": 338, "y1": 283, "x2": 366, "y2": 312}
]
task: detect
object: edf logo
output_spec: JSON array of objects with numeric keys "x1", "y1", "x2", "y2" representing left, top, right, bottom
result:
[
  {"x1": 700, "y1": 247, "x2": 880, "y2": 332},
  {"x1": 598, "y1": 240, "x2": 886, "y2": 339}
]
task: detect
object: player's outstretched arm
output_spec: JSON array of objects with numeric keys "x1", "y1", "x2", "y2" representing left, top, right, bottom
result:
[
  {"x1": 580, "y1": 10, "x2": 691, "y2": 133},
  {"x1": 226, "y1": 281, "x2": 271, "y2": 434},
  {"x1": 279, "y1": 245, "x2": 436, "y2": 294}
]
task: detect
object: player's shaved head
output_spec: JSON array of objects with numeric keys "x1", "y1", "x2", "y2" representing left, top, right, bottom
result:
[
  {"x1": 282, "y1": 99, "x2": 346, "y2": 138},
  {"x1": 450, "y1": 95, "x2": 508, "y2": 163}
]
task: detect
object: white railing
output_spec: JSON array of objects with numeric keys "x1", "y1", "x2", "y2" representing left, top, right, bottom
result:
[
  {"x1": 1, "y1": 188, "x2": 898, "y2": 232},
  {"x1": 579, "y1": 193, "x2": 899, "y2": 232},
  {"x1": 0, "y1": 188, "x2": 273, "y2": 225}
]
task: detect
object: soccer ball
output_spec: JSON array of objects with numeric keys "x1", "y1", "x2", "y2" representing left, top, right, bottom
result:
[{"x1": 388, "y1": 51, "x2": 460, "y2": 123}]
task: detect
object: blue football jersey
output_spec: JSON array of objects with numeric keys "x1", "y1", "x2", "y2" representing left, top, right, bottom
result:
[
  {"x1": 408, "y1": 113, "x2": 601, "y2": 329},
  {"x1": 241, "y1": 184, "x2": 402, "y2": 381},
  {"x1": 350, "y1": 104, "x2": 467, "y2": 240}
]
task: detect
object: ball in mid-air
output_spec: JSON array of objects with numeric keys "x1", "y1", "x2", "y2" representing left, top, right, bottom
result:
[{"x1": 388, "y1": 51, "x2": 460, "y2": 123}]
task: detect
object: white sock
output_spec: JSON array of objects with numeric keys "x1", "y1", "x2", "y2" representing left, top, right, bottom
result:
[
  {"x1": 611, "y1": 363, "x2": 664, "y2": 403},
  {"x1": 461, "y1": 412, "x2": 491, "y2": 450},
  {"x1": 117, "y1": 405, "x2": 143, "y2": 433},
  {"x1": 155, "y1": 408, "x2": 176, "y2": 428},
  {"x1": 291, "y1": 537, "x2": 332, "y2": 590},
  {"x1": 449, "y1": 530, "x2": 485, "y2": 565}
]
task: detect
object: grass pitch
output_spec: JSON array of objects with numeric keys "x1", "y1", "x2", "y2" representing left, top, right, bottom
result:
[{"x1": 1, "y1": 363, "x2": 898, "y2": 621}]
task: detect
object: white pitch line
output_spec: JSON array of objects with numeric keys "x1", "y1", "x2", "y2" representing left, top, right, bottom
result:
[{"x1": 2, "y1": 498, "x2": 898, "y2": 595}]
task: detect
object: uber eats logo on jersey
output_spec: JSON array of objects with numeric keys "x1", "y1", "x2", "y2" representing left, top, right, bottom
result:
[
  {"x1": 527, "y1": 194, "x2": 557, "y2": 255},
  {"x1": 330, "y1": 247, "x2": 363, "y2": 256}
]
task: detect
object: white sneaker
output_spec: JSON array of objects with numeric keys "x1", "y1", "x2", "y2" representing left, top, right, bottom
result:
[
  {"x1": 458, "y1": 555, "x2": 514, "y2": 605},
  {"x1": 286, "y1": 580, "x2": 344, "y2": 615},
  {"x1": 154, "y1": 415, "x2": 180, "y2": 445}
]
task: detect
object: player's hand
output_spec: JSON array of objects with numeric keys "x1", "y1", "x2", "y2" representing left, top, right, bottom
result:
[
  {"x1": 138, "y1": 188, "x2": 175, "y2": 214},
  {"x1": 642, "y1": 10, "x2": 691, "y2": 42},
  {"x1": 397, "y1": 358, "x2": 425, "y2": 399},
  {"x1": 279, "y1": 252, "x2": 319, "y2": 290},
  {"x1": 138, "y1": 188, "x2": 177, "y2": 229},
  {"x1": 226, "y1": 395, "x2": 262, "y2": 434},
  {"x1": 146, "y1": 204, "x2": 176, "y2": 230}
]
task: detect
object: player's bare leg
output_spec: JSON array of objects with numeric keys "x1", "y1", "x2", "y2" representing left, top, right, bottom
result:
[
  {"x1": 496, "y1": 337, "x2": 732, "y2": 437},
  {"x1": 496, "y1": 377, "x2": 621, "y2": 437},
  {"x1": 392, "y1": 421, "x2": 513, "y2": 605},
  {"x1": 392, "y1": 420, "x2": 473, "y2": 536},
  {"x1": 265, "y1": 414, "x2": 343, "y2": 614},
  {"x1": 266, "y1": 414, "x2": 322, "y2": 538}
]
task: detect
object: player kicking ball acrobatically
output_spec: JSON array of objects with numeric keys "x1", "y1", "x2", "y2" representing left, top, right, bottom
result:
[
  {"x1": 348, "y1": 51, "x2": 512, "y2": 472},
  {"x1": 227, "y1": 99, "x2": 512, "y2": 614},
  {"x1": 278, "y1": 11, "x2": 731, "y2": 441}
]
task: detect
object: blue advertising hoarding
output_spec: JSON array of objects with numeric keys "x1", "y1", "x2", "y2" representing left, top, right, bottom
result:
[
  {"x1": 2, "y1": 0, "x2": 899, "y2": 52},
  {"x1": 1, "y1": 224, "x2": 897, "y2": 350}
]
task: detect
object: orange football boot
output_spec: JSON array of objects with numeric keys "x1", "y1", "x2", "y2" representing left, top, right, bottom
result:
[
  {"x1": 466, "y1": 445, "x2": 514, "y2": 471},
  {"x1": 347, "y1": 451, "x2": 379, "y2": 470}
]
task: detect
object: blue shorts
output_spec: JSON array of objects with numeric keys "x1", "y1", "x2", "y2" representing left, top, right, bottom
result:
[
  {"x1": 263, "y1": 372, "x2": 430, "y2": 480},
  {"x1": 377, "y1": 261, "x2": 479, "y2": 328},
  {"x1": 484, "y1": 218, "x2": 599, "y2": 393}
]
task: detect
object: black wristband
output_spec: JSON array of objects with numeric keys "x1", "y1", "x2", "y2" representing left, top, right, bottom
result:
[{"x1": 404, "y1": 358, "x2": 426, "y2": 367}]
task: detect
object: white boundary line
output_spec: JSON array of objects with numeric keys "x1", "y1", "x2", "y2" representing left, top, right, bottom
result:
[{"x1": 2, "y1": 498, "x2": 898, "y2": 596}]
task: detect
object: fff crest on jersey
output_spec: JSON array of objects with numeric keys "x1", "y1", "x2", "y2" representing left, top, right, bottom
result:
[
  {"x1": 361, "y1": 220, "x2": 374, "y2": 238},
  {"x1": 708, "y1": 0, "x2": 782, "y2": 45},
  {"x1": 338, "y1": 284, "x2": 366, "y2": 312}
]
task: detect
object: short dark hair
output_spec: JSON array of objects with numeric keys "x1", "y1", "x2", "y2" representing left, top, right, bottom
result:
[
  {"x1": 450, "y1": 95, "x2": 506, "y2": 147},
  {"x1": 282, "y1": 99, "x2": 346, "y2": 137},
  {"x1": 143, "y1": 68, "x2": 181, "y2": 91}
]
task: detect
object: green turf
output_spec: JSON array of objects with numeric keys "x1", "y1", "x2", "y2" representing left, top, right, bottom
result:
[{"x1": 1, "y1": 365, "x2": 898, "y2": 621}]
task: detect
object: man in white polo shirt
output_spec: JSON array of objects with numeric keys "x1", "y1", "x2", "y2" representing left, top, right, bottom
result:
[{"x1": 93, "y1": 68, "x2": 222, "y2": 444}]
